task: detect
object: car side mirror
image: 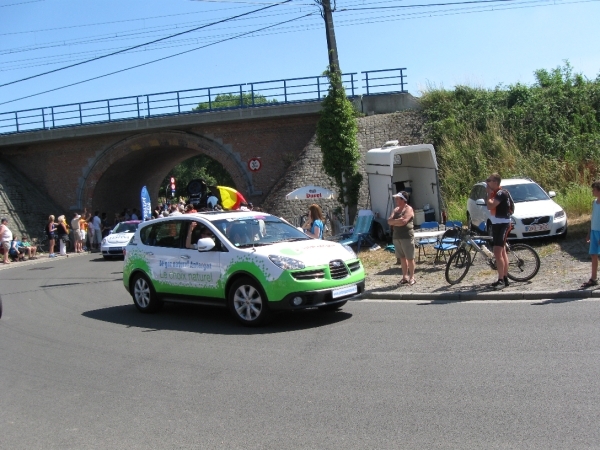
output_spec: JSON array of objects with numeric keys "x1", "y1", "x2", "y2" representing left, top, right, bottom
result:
[
  {"x1": 475, "y1": 199, "x2": 486, "y2": 206},
  {"x1": 548, "y1": 191, "x2": 556, "y2": 198},
  {"x1": 197, "y1": 237, "x2": 215, "y2": 252},
  {"x1": 109, "y1": 230, "x2": 113, "y2": 234}
]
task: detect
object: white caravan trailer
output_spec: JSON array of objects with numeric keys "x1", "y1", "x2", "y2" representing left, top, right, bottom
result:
[{"x1": 366, "y1": 141, "x2": 443, "y2": 240}]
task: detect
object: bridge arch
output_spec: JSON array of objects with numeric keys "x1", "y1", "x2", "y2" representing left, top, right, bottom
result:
[{"x1": 78, "y1": 130, "x2": 255, "y2": 214}]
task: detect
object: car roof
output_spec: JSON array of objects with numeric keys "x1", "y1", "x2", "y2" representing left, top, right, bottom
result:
[
  {"x1": 120, "y1": 220, "x2": 142, "y2": 224},
  {"x1": 476, "y1": 178, "x2": 535, "y2": 186},
  {"x1": 140, "y1": 211, "x2": 273, "y2": 225}
]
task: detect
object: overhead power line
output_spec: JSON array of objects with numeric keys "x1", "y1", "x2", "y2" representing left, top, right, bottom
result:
[
  {"x1": 0, "y1": 12, "x2": 314, "y2": 107},
  {"x1": 0, "y1": 0, "x2": 293, "y2": 89},
  {"x1": 340, "y1": 0, "x2": 524, "y2": 10},
  {"x1": 0, "y1": 0, "x2": 42, "y2": 6}
]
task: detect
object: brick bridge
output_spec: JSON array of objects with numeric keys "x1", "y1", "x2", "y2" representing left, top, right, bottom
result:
[{"x1": 0, "y1": 93, "x2": 417, "y2": 217}]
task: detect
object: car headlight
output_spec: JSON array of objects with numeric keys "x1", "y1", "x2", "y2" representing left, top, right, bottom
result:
[
  {"x1": 101, "y1": 238, "x2": 107, "y2": 245},
  {"x1": 510, "y1": 216, "x2": 516, "y2": 225},
  {"x1": 269, "y1": 255, "x2": 305, "y2": 270},
  {"x1": 343, "y1": 244, "x2": 357, "y2": 259},
  {"x1": 554, "y1": 210, "x2": 565, "y2": 219}
]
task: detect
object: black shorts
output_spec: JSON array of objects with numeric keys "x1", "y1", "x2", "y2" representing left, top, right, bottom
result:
[{"x1": 491, "y1": 223, "x2": 511, "y2": 247}]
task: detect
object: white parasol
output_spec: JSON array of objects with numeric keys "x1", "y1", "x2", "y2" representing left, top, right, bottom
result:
[{"x1": 285, "y1": 185, "x2": 336, "y2": 201}]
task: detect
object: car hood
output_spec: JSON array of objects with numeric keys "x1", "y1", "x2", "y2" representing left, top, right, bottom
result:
[
  {"x1": 105, "y1": 232, "x2": 134, "y2": 244},
  {"x1": 514, "y1": 199, "x2": 563, "y2": 218},
  {"x1": 251, "y1": 239, "x2": 356, "y2": 266}
]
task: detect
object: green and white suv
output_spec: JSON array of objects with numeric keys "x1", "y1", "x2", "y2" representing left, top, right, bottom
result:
[{"x1": 123, "y1": 211, "x2": 365, "y2": 326}]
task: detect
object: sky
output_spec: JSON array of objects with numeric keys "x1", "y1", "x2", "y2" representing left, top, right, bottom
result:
[{"x1": 0, "y1": 0, "x2": 599, "y2": 116}]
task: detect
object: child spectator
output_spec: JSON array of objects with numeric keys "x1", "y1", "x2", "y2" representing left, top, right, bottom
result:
[{"x1": 582, "y1": 180, "x2": 600, "y2": 288}]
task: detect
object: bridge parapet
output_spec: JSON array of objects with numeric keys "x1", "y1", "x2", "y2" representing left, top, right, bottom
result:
[{"x1": 0, "y1": 68, "x2": 407, "y2": 136}]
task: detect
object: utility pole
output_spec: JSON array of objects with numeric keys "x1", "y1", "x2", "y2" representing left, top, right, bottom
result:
[{"x1": 316, "y1": 0, "x2": 341, "y2": 75}]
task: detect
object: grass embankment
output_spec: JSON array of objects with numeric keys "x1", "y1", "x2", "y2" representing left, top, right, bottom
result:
[{"x1": 419, "y1": 63, "x2": 600, "y2": 223}]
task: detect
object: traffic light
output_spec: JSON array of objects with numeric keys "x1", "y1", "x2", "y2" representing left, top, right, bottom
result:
[{"x1": 170, "y1": 177, "x2": 176, "y2": 197}]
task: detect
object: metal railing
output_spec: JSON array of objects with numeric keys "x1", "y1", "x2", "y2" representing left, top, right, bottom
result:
[{"x1": 0, "y1": 68, "x2": 407, "y2": 135}]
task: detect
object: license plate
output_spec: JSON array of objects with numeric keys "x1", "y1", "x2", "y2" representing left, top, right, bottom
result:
[
  {"x1": 332, "y1": 284, "x2": 358, "y2": 299},
  {"x1": 525, "y1": 223, "x2": 549, "y2": 232}
]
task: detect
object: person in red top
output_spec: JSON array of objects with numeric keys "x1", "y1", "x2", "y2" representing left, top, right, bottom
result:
[
  {"x1": 184, "y1": 204, "x2": 197, "y2": 214},
  {"x1": 486, "y1": 173, "x2": 511, "y2": 289}
]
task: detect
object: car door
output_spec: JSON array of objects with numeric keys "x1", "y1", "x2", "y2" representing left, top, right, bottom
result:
[
  {"x1": 142, "y1": 220, "x2": 186, "y2": 294},
  {"x1": 176, "y1": 219, "x2": 225, "y2": 299},
  {"x1": 473, "y1": 185, "x2": 488, "y2": 228}
]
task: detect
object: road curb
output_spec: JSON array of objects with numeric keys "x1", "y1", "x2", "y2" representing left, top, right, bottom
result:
[{"x1": 360, "y1": 289, "x2": 600, "y2": 301}]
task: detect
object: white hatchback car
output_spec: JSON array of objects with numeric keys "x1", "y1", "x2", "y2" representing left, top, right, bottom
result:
[
  {"x1": 101, "y1": 220, "x2": 141, "y2": 259},
  {"x1": 466, "y1": 178, "x2": 567, "y2": 239}
]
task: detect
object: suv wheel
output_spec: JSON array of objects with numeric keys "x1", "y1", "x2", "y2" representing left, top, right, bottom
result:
[
  {"x1": 131, "y1": 274, "x2": 162, "y2": 313},
  {"x1": 228, "y1": 277, "x2": 271, "y2": 326}
]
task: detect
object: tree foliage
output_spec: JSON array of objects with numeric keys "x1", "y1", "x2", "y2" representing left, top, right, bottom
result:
[
  {"x1": 193, "y1": 92, "x2": 277, "y2": 111},
  {"x1": 316, "y1": 69, "x2": 361, "y2": 206},
  {"x1": 420, "y1": 62, "x2": 600, "y2": 200},
  {"x1": 158, "y1": 154, "x2": 235, "y2": 198}
]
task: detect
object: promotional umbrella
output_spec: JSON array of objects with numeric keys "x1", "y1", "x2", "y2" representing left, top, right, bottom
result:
[{"x1": 285, "y1": 185, "x2": 336, "y2": 201}]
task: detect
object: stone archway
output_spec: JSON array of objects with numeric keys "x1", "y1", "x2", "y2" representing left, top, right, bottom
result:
[{"x1": 78, "y1": 130, "x2": 254, "y2": 214}]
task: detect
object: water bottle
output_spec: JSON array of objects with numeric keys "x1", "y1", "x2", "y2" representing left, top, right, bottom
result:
[{"x1": 481, "y1": 245, "x2": 493, "y2": 258}]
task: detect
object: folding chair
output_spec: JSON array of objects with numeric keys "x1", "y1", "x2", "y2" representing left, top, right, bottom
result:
[
  {"x1": 433, "y1": 228, "x2": 460, "y2": 265},
  {"x1": 336, "y1": 210, "x2": 375, "y2": 253},
  {"x1": 416, "y1": 221, "x2": 439, "y2": 262}
]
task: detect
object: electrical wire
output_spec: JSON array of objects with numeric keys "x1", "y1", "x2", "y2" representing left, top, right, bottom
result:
[
  {"x1": 0, "y1": 0, "x2": 293, "y2": 89},
  {"x1": 0, "y1": 0, "x2": 42, "y2": 6},
  {"x1": 0, "y1": 12, "x2": 314, "y2": 107},
  {"x1": 0, "y1": 0, "x2": 588, "y2": 72}
]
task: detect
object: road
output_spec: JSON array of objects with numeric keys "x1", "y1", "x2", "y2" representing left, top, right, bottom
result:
[{"x1": 1, "y1": 254, "x2": 599, "y2": 449}]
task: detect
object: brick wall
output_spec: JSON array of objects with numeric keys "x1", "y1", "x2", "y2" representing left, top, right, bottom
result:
[{"x1": 261, "y1": 110, "x2": 428, "y2": 226}]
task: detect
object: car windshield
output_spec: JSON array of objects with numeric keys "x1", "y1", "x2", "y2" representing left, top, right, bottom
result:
[
  {"x1": 212, "y1": 215, "x2": 308, "y2": 248},
  {"x1": 504, "y1": 183, "x2": 549, "y2": 203},
  {"x1": 112, "y1": 222, "x2": 139, "y2": 234}
]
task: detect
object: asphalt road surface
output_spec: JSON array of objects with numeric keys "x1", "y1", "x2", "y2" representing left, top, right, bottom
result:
[{"x1": 1, "y1": 254, "x2": 599, "y2": 449}]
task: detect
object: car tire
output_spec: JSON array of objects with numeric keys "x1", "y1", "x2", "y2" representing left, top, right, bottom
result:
[
  {"x1": 131, "y1": 273, "x2": 162, "y2": 313},
  {"x1": 318, "y1": 300, "x2": 347, "y2": 311},
  {"x1": 102, "y1": 255, "x2": 111, "y2": 260},
  {"x1": 228, "y1": 277, "x2": 271, "y2": 326},
  {"x1": 466, "y1": 213, "x2": 473, "y2": 231}
]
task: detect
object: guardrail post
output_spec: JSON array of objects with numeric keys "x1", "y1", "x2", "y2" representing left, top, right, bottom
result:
[
  {"x1": 317, "y1": 77, "x2": 321, "y2": 99},
  {"x1": 250, "y1": 84, "x2": 255, "y2": 106},
  {"x1": 284, "y1": 80, "x2": 287, "y2": 103},
  {"x1": 208, "y1": 89, "x2": 212, "y2": 110},
  {"x1": 364, "y1": 71, "x2": 370, "y2": 95},
  {"x1": 146, "y1": 95, "x2": 150, "y2": 117},
  {"x1": 14, "y1": 112, "x2": 19, "y2": 132},
  {"x1": 177, "y1": 92, "x2": 181, "y2": 113},
  {"x1": 400, "y1": 69, "x2": 405, "y2": 92},
  {"x1": 79, "y1": 104, "x2": 83, "y2": 124},
  {"x1": 42, "y1": 108, "x2": 46, "y2": 129},
  {"x1": 350, "y1": 73, "x2": 355, "y2": 97},
  {"x1": 136, "y1": 97, "x2": 140, "y2": 118},
  {"x1": 239, "y1": 85, "x2": 244, "y2": 107},
  {"x1": 107, "y1": 100, "x2": 111, "y2": 121},
  {"x1": 51, "y1": 107, "x2": 55, "y2": 128}
]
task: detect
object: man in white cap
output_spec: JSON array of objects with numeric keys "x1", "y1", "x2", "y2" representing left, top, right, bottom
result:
[{"x1": 71, "y1": 212, "x2": 82, "y2": 253}]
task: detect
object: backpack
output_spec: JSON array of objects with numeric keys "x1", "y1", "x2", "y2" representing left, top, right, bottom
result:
[{"x1": 502, "y1": 189, "x2": 515, "y2": 216}]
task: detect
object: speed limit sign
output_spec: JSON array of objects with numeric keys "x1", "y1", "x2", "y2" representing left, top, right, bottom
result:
[{"x1": 248, "y1": 157, "x2": 262, "y2": 172}]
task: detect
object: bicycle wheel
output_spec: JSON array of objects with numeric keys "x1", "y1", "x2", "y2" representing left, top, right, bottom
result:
[
  {"x1": 506, "y1": 243, "x2": 540, "y2": 282},
  {"x1": 445, "y1": 247, "x2": 472, "y2": 285}
]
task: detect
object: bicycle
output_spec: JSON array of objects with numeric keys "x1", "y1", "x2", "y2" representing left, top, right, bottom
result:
[{"x1": 445, "y1": 227, "x2": 540, "y2": 285}]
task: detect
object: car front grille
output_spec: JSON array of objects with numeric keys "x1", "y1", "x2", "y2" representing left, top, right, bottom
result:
[
  {"x1": 521, "y1": 216, "x2": 551, "y2": 225},
  {"x1": 347, "y1": 261, "x2": 361, "y2": 272},
  {"x1": 329, "y1": 260, "x2": 350, "y2": 279},
  {"x1": 523, "y1": 230, "x2": 551, "y2": 237},
  {"x1": 291, "y1": 269, "x2": 325, "y2": 280}
]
